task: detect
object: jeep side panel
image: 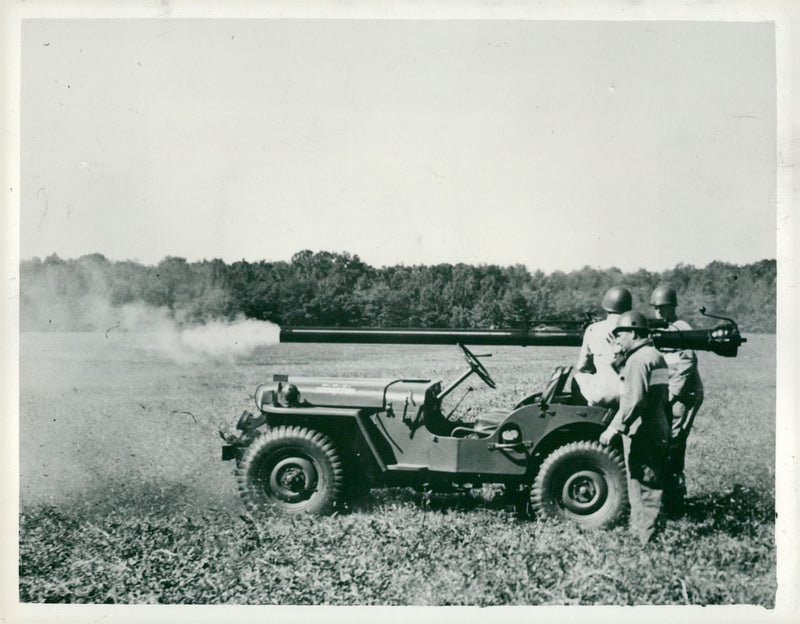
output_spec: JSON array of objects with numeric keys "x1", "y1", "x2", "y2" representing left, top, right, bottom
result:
[
  {"x1": 365, "y1": 401, "x2": 610, "y2": 478},
  {"x1": 454, "y1": 404, "x2": 611, "y2": 474}
]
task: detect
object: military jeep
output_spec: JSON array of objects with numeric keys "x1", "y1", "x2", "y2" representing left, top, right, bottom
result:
[{"x1": 222, "y1": 343, "x2": 627, "y2": 529}]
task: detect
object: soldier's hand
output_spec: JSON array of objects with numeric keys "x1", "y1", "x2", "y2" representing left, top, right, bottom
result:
[
  {"x1": 611, "y1": 349, "x2": 626, "y2": 373},
  {"x1": 599, "y1": 427, "x2": 619, "y2": 446}
]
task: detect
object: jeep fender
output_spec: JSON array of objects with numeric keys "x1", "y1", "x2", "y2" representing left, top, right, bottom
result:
[
  {"x1": 262, "y1": 405, "x2": 388, "y2": 475},
  {"x1": 528, "y1": 421, "x2": 623, "y2": 475}
]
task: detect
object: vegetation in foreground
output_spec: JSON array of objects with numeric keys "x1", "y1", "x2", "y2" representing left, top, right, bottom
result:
[{"x1": 20, "y1": 484, "x2": 774, "y2": 606}]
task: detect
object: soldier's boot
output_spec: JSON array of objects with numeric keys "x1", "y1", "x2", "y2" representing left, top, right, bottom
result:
[{"x1": 662, "y1": 473, "x2": 686, "y2": 518}]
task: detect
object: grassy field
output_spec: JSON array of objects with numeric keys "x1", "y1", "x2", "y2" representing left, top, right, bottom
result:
[{"x1": 18, "y1": 331, "x2": 776, "y2": 605}]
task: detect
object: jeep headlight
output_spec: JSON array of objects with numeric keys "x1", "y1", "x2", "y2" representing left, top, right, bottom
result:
[{"x1": 254, "y1": 384, "x2": 275, "y2": 411}]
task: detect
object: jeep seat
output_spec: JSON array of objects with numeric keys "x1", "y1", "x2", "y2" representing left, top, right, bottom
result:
[
  {"x1": 541, "y1": 365, "x2": 573, "y2": 405},
  {"x1": 473, "y1": 409, "x2": 508, "y2": 431},
  {"x1": 449, "y1": 409, "x2": 508, "y2": 438}
]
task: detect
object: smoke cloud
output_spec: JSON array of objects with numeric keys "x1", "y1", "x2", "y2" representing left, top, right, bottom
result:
[
  {"x1": 20, "y1": 267, "x2": 282, "y2": 359},
  {"x1": 180, "y1": 318, "x2": 281, "y2": 356}
]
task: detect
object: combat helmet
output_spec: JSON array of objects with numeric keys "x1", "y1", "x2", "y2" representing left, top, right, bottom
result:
[
  {"x1": 650, "y1": 285, "x2": 678, "y2": 307},
  {"x1": 602, "y1": 286, "x2": 633, "y2": 314},
  {"x1": 612, "y1": 310, "x2": 650, "y2": 335}
]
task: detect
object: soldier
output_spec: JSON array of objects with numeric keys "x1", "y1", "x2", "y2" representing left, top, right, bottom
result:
[
  {"x1": 599, "y1": 311, "x2": 670, "y2": 544},
  {"x1": 573, "y1": 286, "x2": 632, "y2": 407},
  {"x1": 650, "y1": 285, "x2": 704, "y2": 516}
]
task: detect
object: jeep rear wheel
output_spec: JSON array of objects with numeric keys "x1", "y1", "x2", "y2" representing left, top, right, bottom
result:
[
  {"x1": 237, "y1": 426, "x2": 344, "y2": 516},
  {"x1": 531, "y1": 440, "x2": 627, "y2": 529}
]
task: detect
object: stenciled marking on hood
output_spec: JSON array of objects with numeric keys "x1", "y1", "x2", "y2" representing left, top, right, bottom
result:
[{"x1": 314, "y1": 384, "x2": 358, "y2": 394}]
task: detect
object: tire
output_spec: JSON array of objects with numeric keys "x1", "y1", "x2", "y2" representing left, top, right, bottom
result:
[
  {"x1": 237, "y1": 425, "x2": 344, "y2": 516},
  {"x1": 531, "y1": 440, "x2": 627, "y2": 529}
]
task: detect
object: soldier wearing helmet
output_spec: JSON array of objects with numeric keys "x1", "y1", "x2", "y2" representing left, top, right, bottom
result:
[
  {"x1": 650, "y1": 285, "x2": 704, "y2": 516},
  {"x1": 573, "y1": 286, "x2": 632, "y2": 407},
  {"x1": 599, "y1": 310, "x2": 670, "y2": 544}
]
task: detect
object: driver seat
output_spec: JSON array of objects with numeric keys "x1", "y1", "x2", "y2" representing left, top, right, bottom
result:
[
  {"x1": 472, "y1": 409, "x2": 508, "y2": 432},
  {"x1": 450, "y1": 410, "x2": 506, "y2": 438},
  {"x1": 453, "y1": 366, "x2": 577, "y2": 437},
  {"x1": 541, "y1": 365, "x2": 572, "y2": 406}
]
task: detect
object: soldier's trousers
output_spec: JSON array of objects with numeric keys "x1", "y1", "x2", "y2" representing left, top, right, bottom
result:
[
  {"x1": 664, "y1": 392, "x2": 704, "y2": 514},
  {"x1": 623, "y1": 433, "x2": 668, "y2": 544}
]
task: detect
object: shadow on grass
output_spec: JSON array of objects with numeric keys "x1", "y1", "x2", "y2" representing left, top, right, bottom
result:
[
  {"x1": 682, "y1": 484, "x2": 774, "y2": 538},
  {"x1": 352, "y1": 483, "x2": 775, "y2": 538},
  {"x1": 346, "y1": 484, "x2": 526, "y2": 517}
]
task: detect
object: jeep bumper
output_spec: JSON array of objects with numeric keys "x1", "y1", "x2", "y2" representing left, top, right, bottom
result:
[{"x1": 221, "y1": 445, "x2": 241, "y2": 461}]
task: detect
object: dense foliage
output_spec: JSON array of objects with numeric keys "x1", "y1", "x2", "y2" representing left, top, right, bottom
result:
[{"x1": 20, "y1": 251, "x2": 776, "y2": 332}]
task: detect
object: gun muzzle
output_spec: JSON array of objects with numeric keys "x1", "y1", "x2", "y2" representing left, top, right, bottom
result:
[{"x1": 651, "y1": 323, "x2": 746, "y2": 357}]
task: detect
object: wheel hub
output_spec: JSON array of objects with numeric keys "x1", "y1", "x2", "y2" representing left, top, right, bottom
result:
[
  {"x1": 561, "y1": 469, "x2": 607, "y2": 515},
  {"x1": 269, "y1": 457, "x2": 318, "y2": 503}
]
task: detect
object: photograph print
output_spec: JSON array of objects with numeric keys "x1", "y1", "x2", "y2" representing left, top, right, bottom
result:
[{"x1": 6, "y1": 4, "x2": 794, "y2": 621}]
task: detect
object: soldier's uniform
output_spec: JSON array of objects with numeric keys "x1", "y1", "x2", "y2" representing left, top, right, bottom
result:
[
  {"x1": 660, "y1": 318, "x2": 704, "y2": 514},
  {"x1": 606, "y1": 338, "x2": 670, "y2": 544},
  {"x1": 574, "y1": 315, "x2": 624, "y2": 407}
]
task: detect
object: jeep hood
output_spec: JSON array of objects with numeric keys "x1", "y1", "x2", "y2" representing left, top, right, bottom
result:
[{"x1": 275, "y1": 376, "x2": 439, "y2": 409}]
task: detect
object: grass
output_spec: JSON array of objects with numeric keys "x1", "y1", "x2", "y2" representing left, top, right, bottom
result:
[
  {"x1": 20, "y1": 487, "x2": 775, "y2": 606},
  {"x1": 18, "y1": 332, "x2": 776, "y2": 605}
]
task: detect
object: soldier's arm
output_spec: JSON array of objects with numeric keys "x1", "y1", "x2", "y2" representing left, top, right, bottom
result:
[
  {"x1": 576, "y1": 328, "x2": 595, "y2": 373},
  {"x1": 668, "y1": 349, "x2": 697, "y2": 400},
  {"x1": 604, "y1": 358, "x2": 647, "y2": 436}
]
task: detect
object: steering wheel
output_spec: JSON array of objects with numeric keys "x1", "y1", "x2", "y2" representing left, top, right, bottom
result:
[{"x1": 459, "y1": 343, "x2": 497, "y2": 389}]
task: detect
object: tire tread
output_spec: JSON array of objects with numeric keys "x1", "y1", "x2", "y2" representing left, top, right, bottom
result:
[
  {"x1": 531, "y1": 439, "x2": 627, "y2": 529},
  {"x1": 236, "y1": 425, "x2": 344, "y2": 516}
]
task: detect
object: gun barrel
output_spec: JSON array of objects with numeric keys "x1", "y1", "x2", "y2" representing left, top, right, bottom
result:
[
  {"x1": 279, "y1": 324, "x2": 746, "y2": 356},
  {"x1": 279, "y1": 327, "x2": 583, "y2": 347}
]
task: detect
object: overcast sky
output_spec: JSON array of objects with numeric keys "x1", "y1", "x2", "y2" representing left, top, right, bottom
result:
[{"x1": 21, "y1": 18, "x2": 776, "y2": 273}]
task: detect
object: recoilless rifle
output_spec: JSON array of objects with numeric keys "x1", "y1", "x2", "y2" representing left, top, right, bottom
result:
[{"x1": 279, "y1": 307, "x2": 745, "y2": 356}]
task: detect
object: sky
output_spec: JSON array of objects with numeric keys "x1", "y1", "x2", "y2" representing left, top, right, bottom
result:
[{"x1": 20, "y1": 18, "x2": 777, "y2": 273}]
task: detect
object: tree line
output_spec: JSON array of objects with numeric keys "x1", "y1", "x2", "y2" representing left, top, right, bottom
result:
[{"x1": 19, "y1": 251, "x2": 776, "y2": 332}]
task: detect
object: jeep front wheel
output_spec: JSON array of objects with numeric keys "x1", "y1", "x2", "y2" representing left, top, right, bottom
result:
[
  {"x1": 237, "y1": 426, "x2": 344, "y2": 515},
  {"x1": 531, "y1": 440, "x2": 627, "y2": 529}
]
